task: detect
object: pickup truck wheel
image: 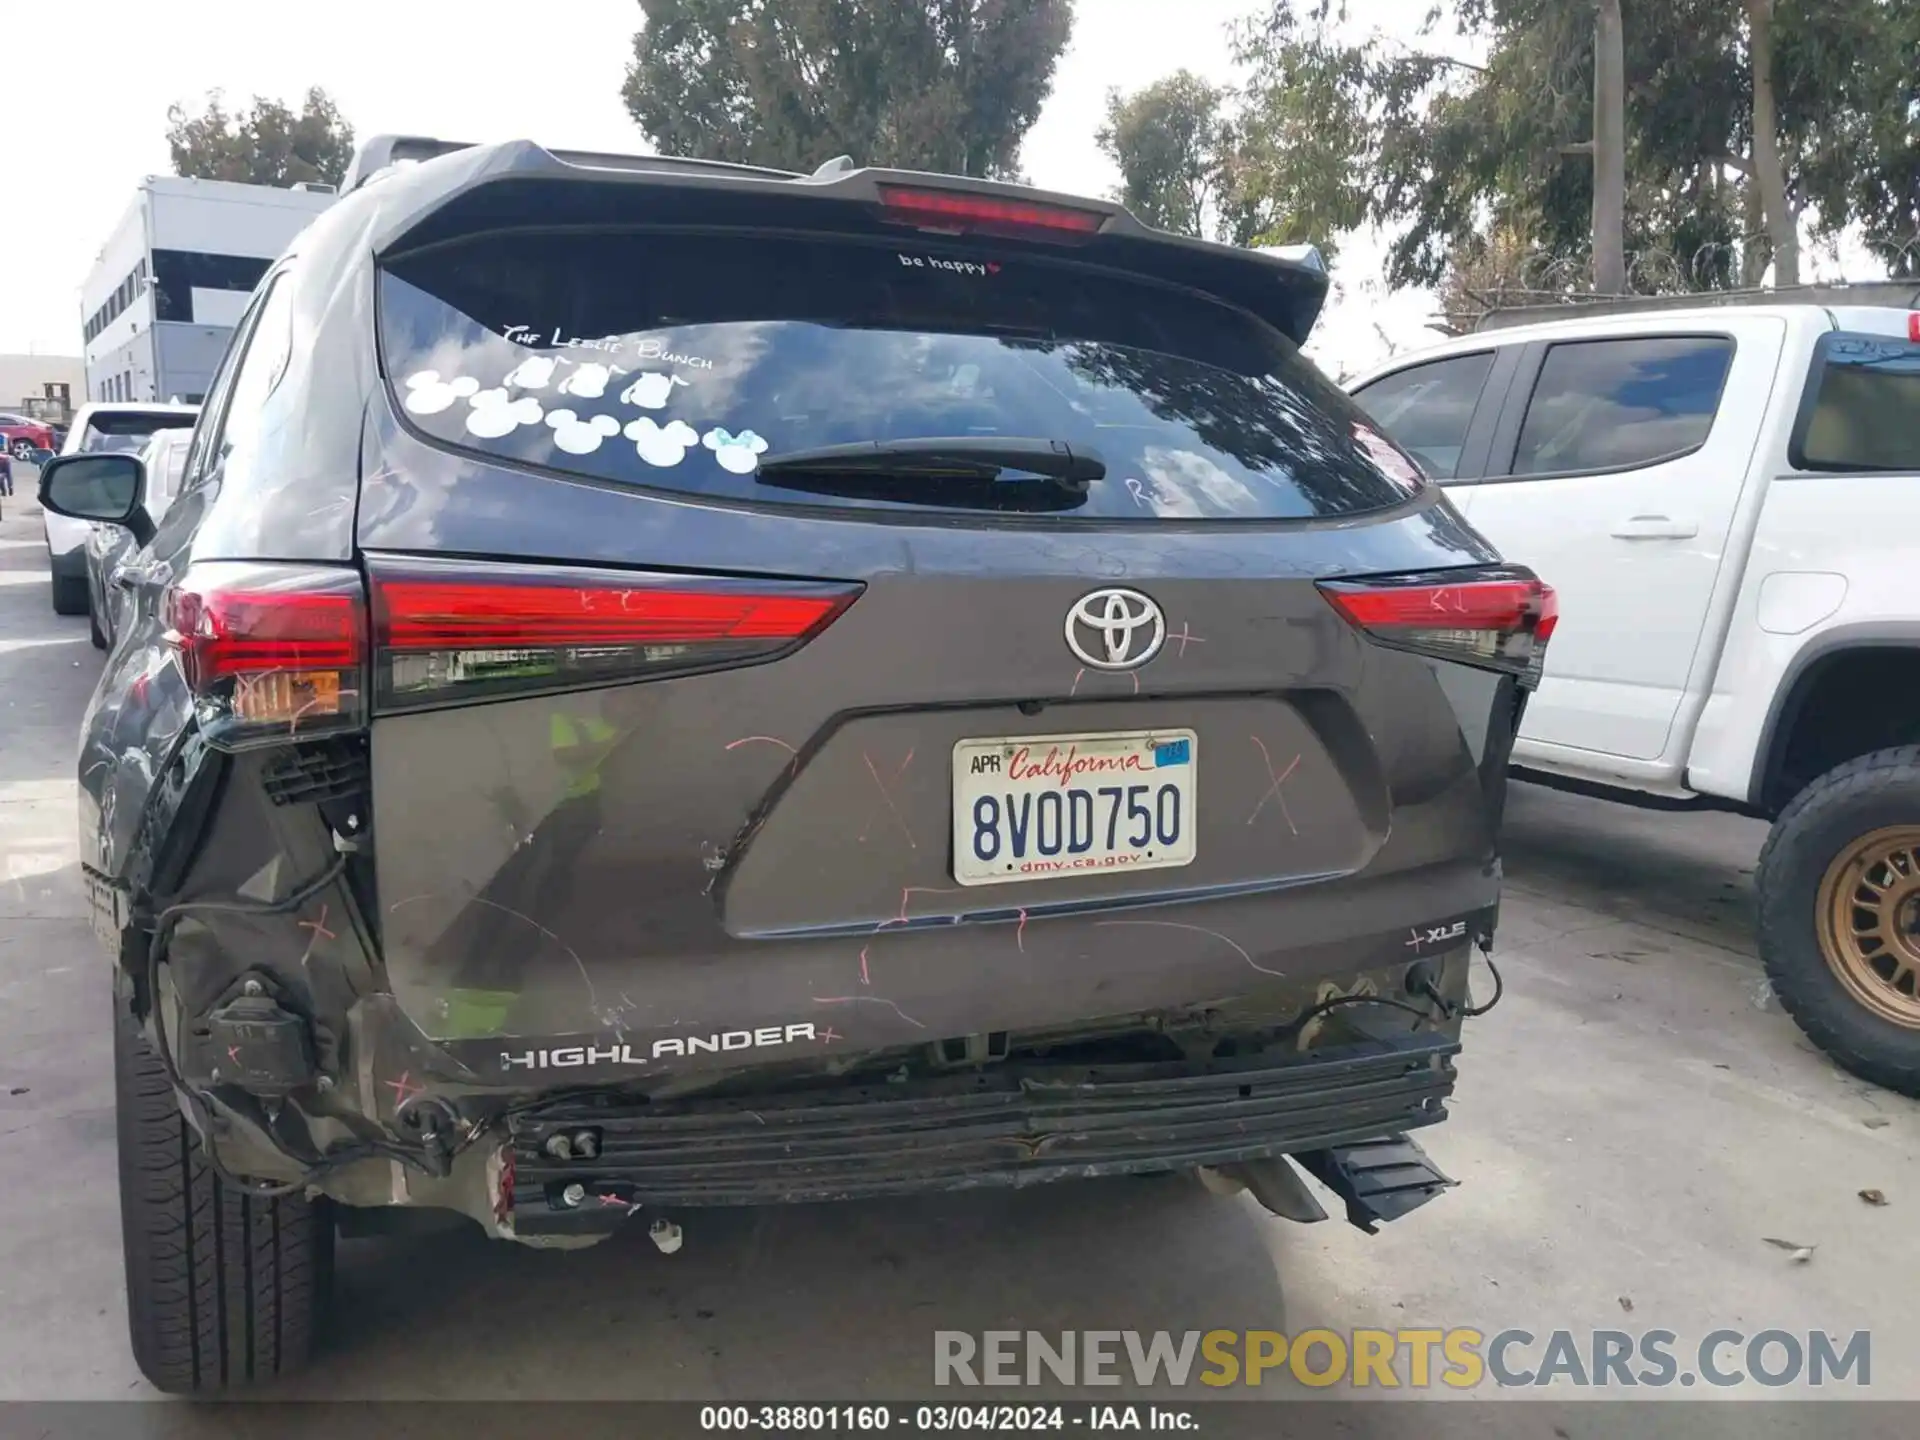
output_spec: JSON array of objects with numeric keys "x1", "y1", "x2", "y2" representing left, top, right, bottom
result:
[
  {"x1": 1757, "y1": 747, "x2": 1920, "y2": 1097},
  {"x1": 115, "y1": 982, "x2": 333, "y2": 1393}
]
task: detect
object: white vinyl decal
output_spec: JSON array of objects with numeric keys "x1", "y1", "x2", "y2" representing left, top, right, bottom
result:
[
  {"x1": 620, "y1": 371, "x2": 690, "y2": 410},
  {"x1": 703, "y1": 427, "x2": 771, "y2": 475},
  {"x1": 626, "y1": 417, "x2": 701, "y2": 466},
  {"x1": 546, "y1": 409, "x2": 622, "y2": 455},
  {"x1": 467, "y1": 388, "x2": 545, "y2": 438},
  {"x1": 1351, "y1": 421, "x2": 1425, "y2": 492},
  {"x1": 503, "y1": 356, "x2": 562, "y2": 390},
  {"x1": 403, "y1": 371, "x2": 480, "y2": 415},
  {"x1": 558, "y1": 362, "x2": 619, "y2": 400}
]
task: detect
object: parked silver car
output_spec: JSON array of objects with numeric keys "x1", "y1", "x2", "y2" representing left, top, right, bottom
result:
[{"x1": 84, "y1": 425, "x2": 192, "y2": 650}]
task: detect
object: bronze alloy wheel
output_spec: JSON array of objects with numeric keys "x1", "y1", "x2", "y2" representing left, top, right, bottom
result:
[{"x1": 1816, "y1": 825, "x2": 1920, "y2": 1030}]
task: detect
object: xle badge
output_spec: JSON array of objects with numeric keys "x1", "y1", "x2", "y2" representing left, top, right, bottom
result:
[{"x1": 1406, "y1": 920, "x2": 1469, "y2": 950}]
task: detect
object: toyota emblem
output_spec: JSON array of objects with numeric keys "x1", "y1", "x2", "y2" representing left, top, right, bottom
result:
[{"x1": 1065, "y1": 588, "x2": 1166, "y2": 671}]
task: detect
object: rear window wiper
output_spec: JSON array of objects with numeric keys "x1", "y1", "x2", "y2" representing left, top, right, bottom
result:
[{"x1": 755, "y1": 437, "x2": 1106, "y2": 486}]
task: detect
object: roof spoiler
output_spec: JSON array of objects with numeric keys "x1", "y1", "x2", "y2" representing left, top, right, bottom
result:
[
  {"x1": 341, "y1": 134, "x2": 801, "y2": 193},
  {"x1": 349, "y1": 137, "x2": 1332, "y2": 344},
  {"x1": 1252, "y1": 242, "x2": 1327, "y2": 276},
  {"x1": 1473, "y1": 281, "x2": 1920, "y2": 331}
]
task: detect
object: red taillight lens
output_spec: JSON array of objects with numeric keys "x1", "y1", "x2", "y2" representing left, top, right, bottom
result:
[
  {"x1": 1532, "y1": 584, "x2": 1559, "y2": 647},
  {"x1": 876, "y1": 184, "x2": 1106, "y2": 239},
  {"x1": 1318, "y1": 569, "x2": 1557, "y2": 683},
  {"x1": 1908, "y1": 311, "x2": 1919, "y2": 343},
  {"x1": 164, "y1": 564, "x2": 367, "y2": 749},
  {"x1": 369, "y1": 561, "x2": 862, "y2": 711}
]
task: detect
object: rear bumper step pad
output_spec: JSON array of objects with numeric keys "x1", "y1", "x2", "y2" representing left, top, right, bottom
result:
[
  {"x1": 1295, "y1": 1135, "x2": 1457, "y2": 1232},
  {"x1": 507, "y1": 1033, "x2": 1458, "y2": 1233}
]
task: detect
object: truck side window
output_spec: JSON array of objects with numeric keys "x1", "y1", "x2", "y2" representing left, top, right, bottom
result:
[
  {"x1": 1349, "y1": 351, "x2": 1494, "y2": 480},
  {"x1": 1513, "y1": 336, "x2": 1734, "y2": 477},
  {"x1": 1791, "y1": 333, "x2": 1920, "y2": 472}
]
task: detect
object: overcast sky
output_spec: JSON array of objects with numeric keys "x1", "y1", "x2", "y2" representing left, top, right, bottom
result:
[{"x1": 0, "y1": 1, "x2": 1887, "y2": 381}]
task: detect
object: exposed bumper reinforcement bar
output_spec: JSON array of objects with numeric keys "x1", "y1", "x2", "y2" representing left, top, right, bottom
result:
[{"x1": 506, "y1": 1032, "x2": 1459, "y2": 1235}]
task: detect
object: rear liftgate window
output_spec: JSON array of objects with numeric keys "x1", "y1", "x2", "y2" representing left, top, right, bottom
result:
[
  {"x1": 1792, "y1": 332, "x2": 1920, "y2": 473},
  {"x1": 377, "y1": 230, "x2": 1422, "y2": 521}
]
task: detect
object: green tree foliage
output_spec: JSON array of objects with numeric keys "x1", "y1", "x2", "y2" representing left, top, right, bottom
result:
[
  {"x1": 1236, "y1": 1, "x2": 1920, "y2": 297},
  {"x1": 1093, "y1": 57, "x2": 1370, "y2": 252},
  {"x1": 622, "y1": 0, "x2": 1074, "y2": 178},
  {"x1": 165, "y1": 89, "x2": 354, "y2": 189},
  {"x1": 1778, "y1": 0, "x2": 1920, "y2": 277},
  {"x1": 1096, "y1": 72, "x2": 1235, "y2": 238}
]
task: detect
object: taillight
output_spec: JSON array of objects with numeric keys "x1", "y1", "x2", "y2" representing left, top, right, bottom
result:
[
  {"x1": 876, "y1": 184, "x2": 1106, "y2": 240},
  {"x1": 369, "y1": 559, "x2": 862, "y2": 711},
  {"x1": 1908, "y1": 311, "x2": 1919, "y2": 343},
  {"x1": 163, "y1": 563, "x2": 367, "y2": 750},
  {"x1": 1318, "y1": 568, "x2": 1557, "y2": 683}
]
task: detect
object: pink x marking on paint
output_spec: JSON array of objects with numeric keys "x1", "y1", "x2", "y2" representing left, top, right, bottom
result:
[
  {"x1": 1247, "y1": 737, "x2": 1302, "y2": 835},
  {"x1": 858, "y1": 749, "x2": 917, "y2": 847}
]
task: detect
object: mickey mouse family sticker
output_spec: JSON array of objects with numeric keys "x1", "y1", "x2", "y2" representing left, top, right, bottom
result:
[
  {"x1": 703, "y1": 428, "x2": 769, "y2": 474},
  {"x1": 402, "y1": 371, "x2": 479, "y2": 414},
  {"x1": 403, "y1": 364, "x2": 774, "y2": 471},
  {"x1": 620, "y1": 372, "x2": 689, "y2": 409},
  {"x1": 548, "y1": 411, "x2": 623, "y2": 455},
  {"x1": 628, "y1": 418, "x2": 699, "y2": 466}
]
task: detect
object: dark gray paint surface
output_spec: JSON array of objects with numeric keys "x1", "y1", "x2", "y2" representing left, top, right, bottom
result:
[{"x1": 69, "y1": 140, "x2": 1525, "y2": 1204}]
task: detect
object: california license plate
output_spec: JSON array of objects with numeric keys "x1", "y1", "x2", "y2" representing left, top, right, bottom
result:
[{"x1": 950, "y1": 729, "x2": 1198, "y2": 886}]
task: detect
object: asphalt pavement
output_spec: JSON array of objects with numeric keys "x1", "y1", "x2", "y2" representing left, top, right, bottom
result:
[{"x1": 2, "y1": 482, "x2": 1916, "y2": 1405}]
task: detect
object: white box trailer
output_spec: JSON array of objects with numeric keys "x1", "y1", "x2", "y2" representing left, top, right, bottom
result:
[{"x1": 79, "y1": 176, "x2": 338, "y2": 406}]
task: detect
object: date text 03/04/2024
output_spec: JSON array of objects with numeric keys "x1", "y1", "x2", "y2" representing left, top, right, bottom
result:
[{"x1": 698, "y1": 1405, "x2": 1197, "y2": 1432}]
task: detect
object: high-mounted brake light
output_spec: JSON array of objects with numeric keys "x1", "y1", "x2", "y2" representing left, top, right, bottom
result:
[
  {"x1": 164, "y1": 563, "x2": 367, "y2": 749},
  {"x1": 1318, "y1": 569, "x2": 1558, "y2": 684},
  {"x1": 369, "y1": 561, "x2": 862, "y2": 711},
  {"x1": 876, "y1": 184, "x2": 1106, "y2": 239}
]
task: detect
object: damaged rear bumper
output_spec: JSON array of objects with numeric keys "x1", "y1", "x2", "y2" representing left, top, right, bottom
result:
[{"x1": 506, "y1": 1031, "x2": 1458, "y2": 1235}]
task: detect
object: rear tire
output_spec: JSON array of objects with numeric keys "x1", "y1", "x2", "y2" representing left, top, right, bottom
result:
[
  {"x1": 1756, "y1": 746, "x2": 1920, "y2": 1098},
  {"x1": 114, "y1": 981, "x2": 333, "y2": 1393},
  {"x1": 51, "y1": 570, "x2": 88, "y2": 616}
]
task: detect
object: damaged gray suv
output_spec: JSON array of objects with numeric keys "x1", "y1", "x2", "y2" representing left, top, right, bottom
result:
[{"x1": 38, "y1": 134, "x2": 1554, "y2": 1393}]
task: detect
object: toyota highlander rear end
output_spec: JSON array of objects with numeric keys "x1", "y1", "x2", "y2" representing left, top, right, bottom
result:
[{"x1": 65, "y1": 138, "x2": 1552, "y2": 1392}]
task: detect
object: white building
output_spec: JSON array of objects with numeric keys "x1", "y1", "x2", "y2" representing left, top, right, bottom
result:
[{"x1": 80, "y1": 176, "x2": 338, "y2": 405}]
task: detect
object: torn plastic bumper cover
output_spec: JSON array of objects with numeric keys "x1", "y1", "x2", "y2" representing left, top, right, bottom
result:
[{"x1": 508, "y1": 1031, "x2": 1459, "y2": 1235}]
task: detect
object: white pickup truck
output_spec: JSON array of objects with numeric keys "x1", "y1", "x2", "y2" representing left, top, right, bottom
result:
[{"x1": 1346, "y1": 284, "x2": 1920, "y2": 1096}]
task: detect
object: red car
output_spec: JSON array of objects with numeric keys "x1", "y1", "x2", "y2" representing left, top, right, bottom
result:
[{"x1": 0, "y1": 413, "x2": 56, "y2": 461}]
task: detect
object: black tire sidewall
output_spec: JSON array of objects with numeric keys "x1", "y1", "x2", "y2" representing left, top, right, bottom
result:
[
  {"x1": 111, "y1": 971, "x2": 179, "y2": 1382},
  {"x1": 110, "y1": 970, "x2": 332, "y2": 1390},
  {"x1": 1758, "y1": 751, "x2": 1920, "y2": 1093}
]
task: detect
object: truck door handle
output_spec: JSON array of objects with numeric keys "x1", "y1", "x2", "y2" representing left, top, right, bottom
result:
[{"x1": 1611, "y1": 514, "x2": 1698, "y2": 540}]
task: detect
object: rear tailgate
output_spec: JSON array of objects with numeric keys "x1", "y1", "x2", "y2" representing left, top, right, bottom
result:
[{"x1": 358, "y1": 176, "x2": 1522, "y2": 1080}]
